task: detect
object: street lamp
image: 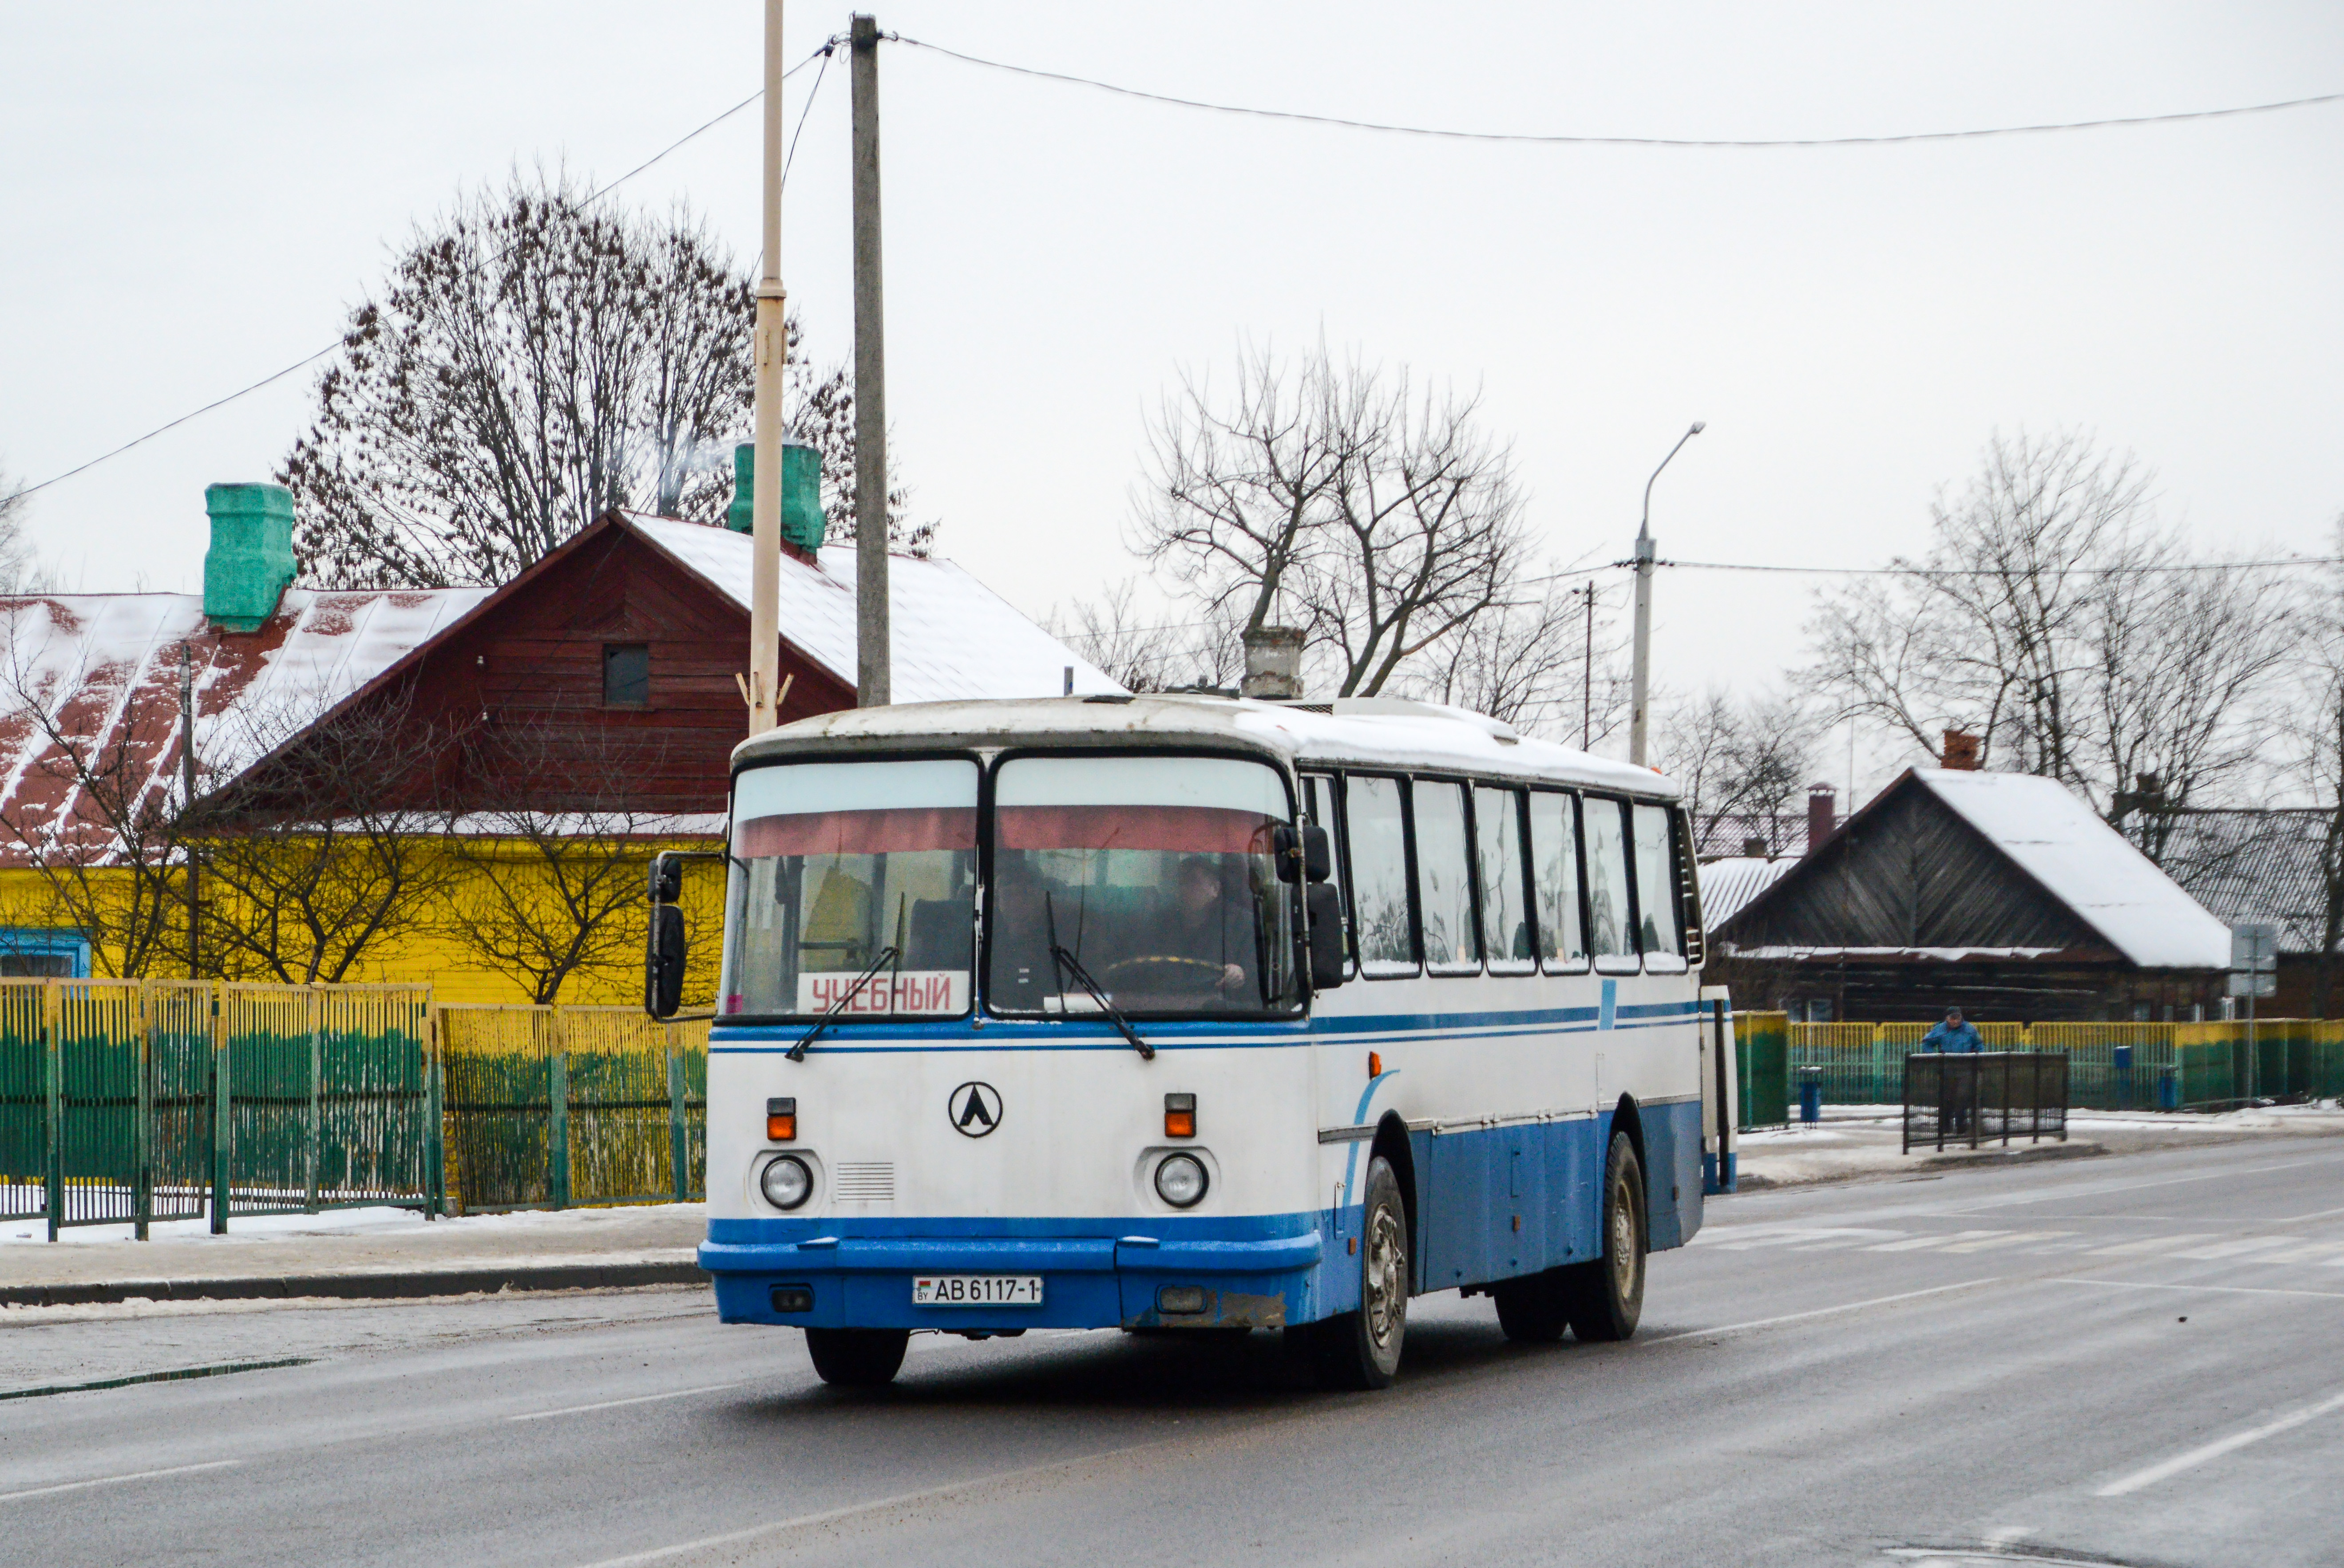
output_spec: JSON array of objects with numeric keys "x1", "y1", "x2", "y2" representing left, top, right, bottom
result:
[{"x1": 1628, "y1": 421, "x2": 1704, "y2": 768}]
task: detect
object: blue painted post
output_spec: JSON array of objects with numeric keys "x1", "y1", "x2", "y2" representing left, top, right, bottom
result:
[
  {"x1": 210, "y1": 984, "x2": 229, "y2": 1235},
  {"x1": 548, "y1": 1050, "x2": 570, "y2": 1212},
  {"x1": 668, "y1": 1043, "x2": 689, "y2": 1205},
  {"x1": 1798, "y1": 1065, "x2": 1823, "y2": 1126},
  {"x1": 44, "y1": 983, "x2": 61, "y2": 1243},
  {"x1": 2113, "y1": 1043, "x2": 2134, "y2": 1112},
  {"x1": 2158, "y1": 1066, "x2": 2180, "y2": 1112}
]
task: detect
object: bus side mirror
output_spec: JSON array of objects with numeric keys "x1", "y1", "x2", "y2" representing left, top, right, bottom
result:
[
  {"x1": 1300, "y1": 825, "x2": 1333, "y2": 883},
  {"x1": 646, "y1": 904, "x2": 686, "y2": 1019},
  {"x1": 1306, "y1": 882, "x2": 1346, "y2": 991},
  {"x1": 649, "y1": 852, "x2": 685, "y2": 904}
]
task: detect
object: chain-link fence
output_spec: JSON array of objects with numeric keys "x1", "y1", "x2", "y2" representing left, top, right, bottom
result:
[{"x1": 0, "y1": 980, "x2": 708, "y2": 1239}]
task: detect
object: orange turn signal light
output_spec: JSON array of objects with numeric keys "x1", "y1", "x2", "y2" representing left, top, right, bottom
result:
[
  {"x1": 1164, "y1": 1092, "x2": 1196, "y2": 1139},
  {"x1": 1367, "y1": 1051, "x2": 1382, "y2": 1079},
  {"x1": 766, "y1": 1096, "x2": 796, "y2": 1142}
]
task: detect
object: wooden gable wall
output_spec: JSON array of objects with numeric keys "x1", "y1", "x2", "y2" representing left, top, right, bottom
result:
[
  {"x1": 242, "y1": 521, "x2": 854, "y2": 818},
  {"x1": 1722, "y1": 776, "x2": 2110, "y2": 954}
]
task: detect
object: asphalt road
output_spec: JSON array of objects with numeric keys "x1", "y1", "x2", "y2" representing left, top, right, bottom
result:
[{"x1": 6, "y1": 1137, "x2": 2344, "y2": 1568}]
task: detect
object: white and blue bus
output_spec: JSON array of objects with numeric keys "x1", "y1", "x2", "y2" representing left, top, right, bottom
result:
[{"x1": 649, "y1": 694, "x2": 1722, "y2": 1389}]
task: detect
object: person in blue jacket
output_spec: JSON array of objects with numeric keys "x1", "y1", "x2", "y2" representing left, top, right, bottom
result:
[
  {"x1": 1923, "y1": 1007, "x2": 1984, "y2": 1052},
  {"x1": 1922, "y1": 1007, "x2": 1984, "y2": 1133}
]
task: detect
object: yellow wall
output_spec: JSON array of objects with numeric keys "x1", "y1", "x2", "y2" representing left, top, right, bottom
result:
[{"x1": 0, "y1": 835, "x2": 725, "y2": 1006}]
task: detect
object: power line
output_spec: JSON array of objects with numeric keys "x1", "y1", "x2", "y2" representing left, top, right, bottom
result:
[
  {"x1": 1534, "y1": 554, "x2": 2344, "y2": 581},
  {"x1": 891, "y1": 34, "x2": 2344, "y2": 150},
  {"x1": 18, "y1": 39, "x2": 840, "y2": 502}
]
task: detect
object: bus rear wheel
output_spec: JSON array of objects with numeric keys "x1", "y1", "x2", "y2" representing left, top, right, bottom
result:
[
  {"x1": 1560, "y1": 1130, "x2": 1646, "y2": 1343},
  {"x1": 1295, "y1": 1155, "x2": 1409, "y2": 1390},
  {"x1": 1492, "y1": 1270, "x2": 1571, "y2": 1342},
  {"x1": 805, "y1": 1327, "x2": 909, "y2": 1387}
]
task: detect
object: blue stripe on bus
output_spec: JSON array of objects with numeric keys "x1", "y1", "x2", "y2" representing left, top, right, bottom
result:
[{"x1": 708, "y1": 998, "x2": 1704, "y2": 1055}]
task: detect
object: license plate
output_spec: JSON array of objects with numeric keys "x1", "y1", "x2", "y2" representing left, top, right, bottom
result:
[{"x1": 912, "y1": 1275, "x2": 1043, "y2": 1306}]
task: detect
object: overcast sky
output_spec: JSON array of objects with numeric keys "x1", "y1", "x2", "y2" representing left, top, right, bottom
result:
[{"x1": 4, "y1": 2, "x2": 2340, "y2": 792}]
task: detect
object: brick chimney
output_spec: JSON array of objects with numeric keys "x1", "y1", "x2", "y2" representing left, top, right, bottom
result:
[
  {"x1": 1941, "y1": 728, "x2": 1982, "y2": 770},
  {"x1": 1806, "y1": 784, "x2": 1838, "y2": 854},
  {"x1": 203, "y1": 482, "x2": 297, "y2": 632},
  {"x1": 1240, "y1": 626, "x2": 1304, "y2": 699}
]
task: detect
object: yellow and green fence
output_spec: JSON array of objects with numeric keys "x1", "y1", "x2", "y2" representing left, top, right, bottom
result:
[
  {"x1": 1746, "y1": 1016, "x2": 2344, "y2": 1122},
  {"x1": 0, "y1": 979, "x2": 709, "y2": 1239}
]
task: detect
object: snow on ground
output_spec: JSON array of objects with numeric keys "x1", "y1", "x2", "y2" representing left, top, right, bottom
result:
[{"x1": 3, "y1": 1202, "x2": 708, "y2": 1248}]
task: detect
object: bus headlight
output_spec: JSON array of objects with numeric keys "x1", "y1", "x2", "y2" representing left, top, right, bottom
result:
[
  {"x1": 761, "y1": 1154, "x2": 813, "y2": 1211},
  {"x1": 1153, "y1": 1153, "x2": 1208, "y2": 1209}
]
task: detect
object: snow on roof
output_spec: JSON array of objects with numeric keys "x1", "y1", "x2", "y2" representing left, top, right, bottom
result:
[
  {"x1": 1698, "y1": 855, "x2": 1798, "y2": 929},
  {"x1": 1914, "y1": 769, "x2": 2231, "y2": 970},
  {"x1": 623, "y1": 514, "x2": 1119, "y2": 705},
  {"x1": 0, "y1": 585, "x2": 488, "y2": 868},
  {"x1": 734, "y1": 692, "x2": 1683, "y2": 798}
]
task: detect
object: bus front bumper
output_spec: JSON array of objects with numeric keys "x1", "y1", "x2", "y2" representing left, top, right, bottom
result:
[{"x1": 699, "y1": 1228, "x2": 1325, "y2": 1332}]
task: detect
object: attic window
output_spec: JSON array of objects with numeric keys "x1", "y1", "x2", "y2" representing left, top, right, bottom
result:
[{"x1": 603, "y1": 644, "x2": 650, "y2": 707}]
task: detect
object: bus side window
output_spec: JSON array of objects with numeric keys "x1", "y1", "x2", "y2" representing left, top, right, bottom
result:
[
  {"x1": 1584, "y1": 797, "x2": 1640, "y2": 975},
  {"x1": 1414, "y1": 779, "x2": 1481, "y2": 976},
  {"x1": 1528, "y1": 790, "x2": 1587, "y2": 974},
  {"x1": 1300, "y1": 773, "x2": 1354, "y2": 976},
  {"x1": 1345, "y1": 774, "x2": 1419, "y2": 977},
  {"x1": 1631, "y1": 801, "x2": 1688, "y2": 973},
  {"x1": 1475, "y1": 785, "x2": 1535, "y2": 976}
]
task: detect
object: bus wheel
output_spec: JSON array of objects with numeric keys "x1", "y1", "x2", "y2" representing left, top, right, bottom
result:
[
  {"x1": 805, "y1": 1327, "x2": 909, "y2": 1387},
  {"x1": 1561, "y1": 1131, "x2": 1646, "y2": 1343},
  {"x1": 1305, "y1": 1155, "x2": 1409, "y2": 1390},
  {"x1": 1492, "y1": 1270, "x2": 1570, "y2": 1342}
]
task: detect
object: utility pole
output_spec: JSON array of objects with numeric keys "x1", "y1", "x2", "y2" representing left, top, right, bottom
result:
[
  {"x1": 1628, "y1": 421, "x2": 1704, "y2": 768},
  {"x1": 746, "y1": 0, "x2": 788, "y2": 736},
  {"x1": 180, "y1": 641, "x2": 199, "y2": 978},
  {"x1": 851, "y1": 13, "x2": 891, "y2": 706},
  {"x1": 1581, "y1": 581, "x2": 1595, "y2": 751}
]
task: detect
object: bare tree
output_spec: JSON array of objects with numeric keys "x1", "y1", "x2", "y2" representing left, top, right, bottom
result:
[
  {"x1": 194, "y1": 686, "x2": 467, "y2": 984},
  {"x1": 282, "y1": 170, "x2": 922, "y2": 590},
  {"x1": 0, "y1": 611, "x2": 194, "y2": 977},
  {"x1": 0, "y1": 466, "x2": 48, "y2": 594},
  {"x1": 1808, "y1": 429, "x2": 2292, "y2": 839},
  {"x1": 1657, "y1": 687, "x2": 1821, "y2": 857},
  {"x1": 1136, "y1": 344, "x2": 1534, "y2": 700},
  {"x1": 1049, "y1": 579, "x2": 1241, "y2": 695},
  {"x1": 441, "y1": 722, "x2": 702, "y2": 1003},
  {"x1": 1410, "y1": 576, "x2": 1627, "y2": 740}
]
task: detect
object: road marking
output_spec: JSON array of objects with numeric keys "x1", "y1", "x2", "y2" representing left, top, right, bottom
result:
[
  {"x1": 2096, "y1": 1383, "x2": 2344, "y2": 1496},
  {"x1": 2272, "y1": 1204, "x2": 2344, "y2": 1224},
  {"x1": 507, "y1": 1382, "x2": 746, "y2": 1422},
  {"x1": 1939, "y1": 1231, "x2": 2071, "y2": 1254},
  {"x1": 0, "y1": 1460, "x2": 239, "y2": 1504},
  {"x1": 2172, "y1": 1236, "x2": 2295, "y2": 1261},
  {"x1": 572, "y1": 1441, "x2": 1168, "y2": 1567},
  {"x1": 1654, "y1": 1279, "x2": 2002, "y2": 1342},
  {"x1": 2045, "y1": 1277, "x2": 2344, "y2": 1303},
  {"x1": 1868, "y1": 1230, "x2": 2006, "y2": 1252},
  {"x1": 2089, "y1": 1234, "x2": 2217, "y2": 1256}
]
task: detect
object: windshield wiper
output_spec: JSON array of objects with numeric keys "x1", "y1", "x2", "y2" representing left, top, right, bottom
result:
[
  {"x1": 1049, "y1": 942, "x2": 1153, "y2": 1060},
  {"x1": 788, "y1": 945, "x2": 899, "y2": 1062}
]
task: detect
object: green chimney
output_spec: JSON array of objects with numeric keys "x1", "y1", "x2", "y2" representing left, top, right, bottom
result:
[
  {"x1": 203, "y1": 483, "x2": 297, "y2": 632},
  {"x1": 727, "y1": 438, "x2": 825, "y2": 551}
]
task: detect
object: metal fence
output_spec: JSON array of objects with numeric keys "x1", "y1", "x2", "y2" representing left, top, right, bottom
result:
[
  {"x1": 1902, "y1": 1051, "x2": 2070, "y2": 1153},
  {"x1": 1, "y1": 980, "x2": 708, "y2": 1239},
  {"x1": 1782, "y1": 1019, "x2": 2344, "y2": 1118}
]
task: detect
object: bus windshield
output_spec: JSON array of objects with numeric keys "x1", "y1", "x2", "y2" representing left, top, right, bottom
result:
[
  {"x1": 988, "y1": 754, "x2": 1300, "y2": 1018},
  {"x1": 721, "y1": 758, "x2": 978, "y2": 1019}
]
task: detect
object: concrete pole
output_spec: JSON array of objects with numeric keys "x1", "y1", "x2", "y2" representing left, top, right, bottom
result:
[
  {"x1": 747, "y1": 0, "x2": 788, "y2": 736},
  {"x1": 851, "y1": 13, "x2": 891, "y2": 706},
  {"x1": 1628, "y1": 422, "x2": 1704, "y2": 768}
]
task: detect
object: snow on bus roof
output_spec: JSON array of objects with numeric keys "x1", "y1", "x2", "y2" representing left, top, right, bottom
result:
[{"x1": 734, "y1": 693, "x2": 1682, "y2": 798}]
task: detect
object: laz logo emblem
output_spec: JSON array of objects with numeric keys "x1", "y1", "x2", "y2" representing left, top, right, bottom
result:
[{"x1": 948, "y1": 1081, "x2": 1002, "y2": 1137}]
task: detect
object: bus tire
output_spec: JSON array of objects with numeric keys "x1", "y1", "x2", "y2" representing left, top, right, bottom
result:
[
  {"x1": 1310, "y1": 1156, "x2": 1409, "y2": 1390},
  {"x1": 1562, "y1": 1130, "x2": 1646, "y2": 1343},
  {"x1": 805, "y1": 1327, "x2": 909, "y2": 1387},
  {"x1": 1492, "y1": 1270, "x2": 1571, "y2": 1343}
]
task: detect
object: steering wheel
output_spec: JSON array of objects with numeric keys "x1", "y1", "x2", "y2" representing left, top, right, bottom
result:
[{"x1": 1101, "y1": 955, "x2": 1226, "y2": 990}]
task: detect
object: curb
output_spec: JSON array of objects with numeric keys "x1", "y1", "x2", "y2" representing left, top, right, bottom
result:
[
  {"x1": 0, "y1": 1260, "x2": 707, "y2": 1309},
  {"x1": 1732, "y1": 1140, "x2": 2108, "y2": 1192}
]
